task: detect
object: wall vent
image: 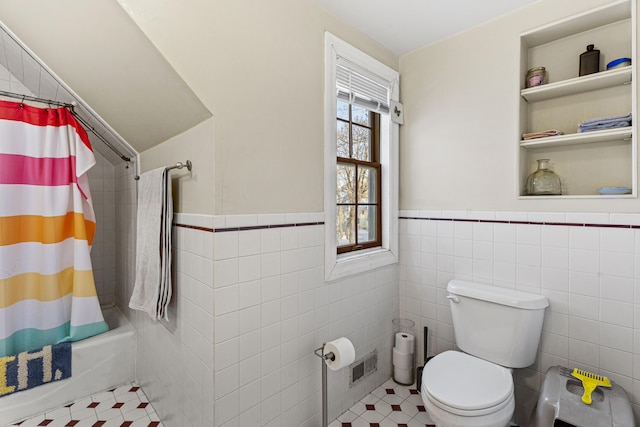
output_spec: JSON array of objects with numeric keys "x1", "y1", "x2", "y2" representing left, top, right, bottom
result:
[{"x1": 349, "y1": 349, "x2": 377, "y2": 387}]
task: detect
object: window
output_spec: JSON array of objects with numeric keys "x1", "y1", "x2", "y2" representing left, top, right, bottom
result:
[
  {"x1": 324, "y1": 33, "x2": 400, "y2": 281},
  {"x1": 336, "y1": 102, "x2": 381, "y2": 253}
]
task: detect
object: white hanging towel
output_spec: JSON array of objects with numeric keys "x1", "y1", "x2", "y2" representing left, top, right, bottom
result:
[{"x1": 129, "y1": 167, "x2": 173, "y2": 320}]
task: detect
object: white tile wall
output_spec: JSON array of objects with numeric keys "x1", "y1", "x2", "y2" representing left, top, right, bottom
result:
[
  {"x1": 118, "y1": 208, "x2": 215, "y2": 427},
  {"x1": 211, "y1": 216, "x2": 398, "y2": 427},
  {"x1": 115, "y1": 163, "x2": 137, "y2": 311},
  {"x1": 109, "y1": 200, "x2": 640, "y2": 425},
  {"x1": 398, "y1": 211, "x2": 640, "y2": 425},
  {"x1": 112, "y1": 199, "x2": 399, "y2": 426},
  {"x1": 88, "y1": 152, "x2": 116, "y2": 306},
  {"x1": 0, "y1": 62, "x2": 31, "y2": 95},
  {"x1": 115, "y1": 167, "x2": 215, "y2": 427}
]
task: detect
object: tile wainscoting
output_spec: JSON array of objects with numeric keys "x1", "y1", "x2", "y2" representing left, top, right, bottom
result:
[
  {"x1": 207, "y1": 212, "x2": 398, "y2": 426},
  {"x1": 118, "y1": 211, "x2": 398, "y2": 427},
  {"x1": 126, "y1": 212, "x2": 215, "y2": 427},
  {"x1": 398, "y1": 209, "x2": 640, "y2": 425},
  {"x1": 113, "y1": 206, "x2": 640, "y2": 426}
]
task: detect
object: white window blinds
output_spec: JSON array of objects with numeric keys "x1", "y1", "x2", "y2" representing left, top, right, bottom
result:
[{"x1": 336, "y1": 57, "x2": 390, "y2": 115}]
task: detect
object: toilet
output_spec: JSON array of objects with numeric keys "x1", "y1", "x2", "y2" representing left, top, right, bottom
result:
[{"x1": 421, "y1": 280, "x2": 549, "y2": 427}]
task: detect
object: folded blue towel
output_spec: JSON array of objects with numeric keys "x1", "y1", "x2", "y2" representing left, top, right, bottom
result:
[
  {"x1": 578, "y1": 121, "x2": 631, "y2": 133},
  {"x1": 580, "y1": 113, "x2": 632, "y2": 126}
]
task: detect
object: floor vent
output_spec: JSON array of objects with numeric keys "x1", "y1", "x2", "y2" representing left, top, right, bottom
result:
[{"x1": 349, "y1": 349, "x2": 377, "y2": 387}]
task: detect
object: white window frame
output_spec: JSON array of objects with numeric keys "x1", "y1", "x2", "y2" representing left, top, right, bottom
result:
[{"x1": 324, "y1": 33, "x2": 399, "y2": 281}]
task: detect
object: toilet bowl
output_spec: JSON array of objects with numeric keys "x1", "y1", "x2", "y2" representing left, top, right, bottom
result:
[
  {"x1": 421, "y1": 351, "x2": 514, "y2": 427},
  {"x1": 419, "y1": 280, "x2": 548, "y2": 427}
]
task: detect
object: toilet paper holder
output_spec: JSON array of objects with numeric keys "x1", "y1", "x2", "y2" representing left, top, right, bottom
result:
[
  {"x1": 314, "y1": 343, "x2": 336, "y2": 427},
  {"x1": 314, "y1": 344, "x2": 335, "y2": 363}
]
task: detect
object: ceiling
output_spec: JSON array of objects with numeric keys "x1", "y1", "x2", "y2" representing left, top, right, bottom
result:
[
  {"x1": 313, "y1": 0, "x2": 540, "y2": 56},
  {"x1": 0, "y1": 1, "x2": 212, "y2": 159}
]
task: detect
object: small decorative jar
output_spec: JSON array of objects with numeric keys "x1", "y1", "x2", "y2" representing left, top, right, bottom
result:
[
  {"x1": 526, "y1": 67, "x2": 547, "y2": 88},
  {"x1": 527, "y1": 159, "x2": 562, "y2": 195}
]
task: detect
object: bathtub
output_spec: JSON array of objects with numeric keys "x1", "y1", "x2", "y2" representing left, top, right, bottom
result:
[{"x1": 0, "y1": 307, "x2": 136, "y2": 425}]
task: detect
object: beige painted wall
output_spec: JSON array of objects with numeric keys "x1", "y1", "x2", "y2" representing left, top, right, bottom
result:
[
  {"x1": 400, "y1": 0, "x2": 640, "y2": 213},
  {"x1": 140, "y1": 118, "x2": 215, "y2": 214},
  {"x1": 117, "y1": 0, "x2": 398, "y2": 215}
]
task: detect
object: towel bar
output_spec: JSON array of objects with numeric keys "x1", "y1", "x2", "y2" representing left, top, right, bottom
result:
[{"x1": 134, "y1": 160, "x2": 192, "y2": 180}]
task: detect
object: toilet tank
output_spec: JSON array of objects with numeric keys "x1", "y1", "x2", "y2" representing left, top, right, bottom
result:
[{"x1": 447, "y1": 280, "x2": 549, "y2": 368}]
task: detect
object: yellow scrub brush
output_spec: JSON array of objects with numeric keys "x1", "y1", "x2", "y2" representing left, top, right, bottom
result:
[{"x1": 571, "y1": 368, "x2": 611, "y2": 405}]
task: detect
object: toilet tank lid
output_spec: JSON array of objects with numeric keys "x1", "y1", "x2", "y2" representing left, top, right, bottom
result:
[{"x1": 447, "y1": 280, "x2": 549, "y2": 310}]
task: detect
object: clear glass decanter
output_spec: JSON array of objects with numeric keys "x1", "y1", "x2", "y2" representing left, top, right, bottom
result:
[{"x1": 526, "y1": 159, "x2": 562, "y2": 195}]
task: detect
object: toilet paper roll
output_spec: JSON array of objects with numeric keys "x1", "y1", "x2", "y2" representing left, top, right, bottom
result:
[
  {"x1": 395, "y1": 332, "x2": 415, "y2": 354},
  {"x1": 393, "y1": 366, "x2": 414, "y2": 385},
  {"x1": 392, "y1": 347, "x2": 414, "y2": 370},
  {"x1": 323, "y1": 337, "x2": 356, "y2": 371}
]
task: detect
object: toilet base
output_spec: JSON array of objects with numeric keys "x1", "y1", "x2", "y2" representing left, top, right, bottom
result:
[{"x1": 422, "y1": 391, "x2": 514, "y2": 427}]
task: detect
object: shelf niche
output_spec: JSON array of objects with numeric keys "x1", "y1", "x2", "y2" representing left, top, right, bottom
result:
[{"x1": 518, "y1": 0, "x2": 636, "y2": 199}]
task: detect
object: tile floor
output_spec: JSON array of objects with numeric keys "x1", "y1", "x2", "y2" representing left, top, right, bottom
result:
[
  {"x1": 329, "y1": 380, "x2": 435, "y2": 427},
  {"x1": 11, "y1": 379, "x2": 430, "y2": 427},
  {"x1": 8, "y1": 383, "x2": 163, "y2": 427}
]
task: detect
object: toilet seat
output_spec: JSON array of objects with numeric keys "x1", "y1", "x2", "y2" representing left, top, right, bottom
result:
[{"x1": 422, "y1": 351, "x2": 513, "y2": 416}]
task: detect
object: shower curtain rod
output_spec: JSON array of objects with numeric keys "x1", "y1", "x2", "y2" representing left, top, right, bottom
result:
[{"x1": 0, "y1": 90, "x2": 133, "y2": 163}]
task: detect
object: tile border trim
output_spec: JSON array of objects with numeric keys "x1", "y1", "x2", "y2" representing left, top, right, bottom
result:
[
  {"x1": 174, "y1": 216, "x2": 640, "y2": 232},
  {"x1": 399, "y1": 216, "x2": 640, "y2": 229},
  {"x1": 213, "y1": 221, "x2": 325, "y2": 233},
  {"x1": 173, "y1": 223, "x2": 214, "y2": 233},
  {"x1": 172, "y1": 221, "x2": 325, "y2": 233}
]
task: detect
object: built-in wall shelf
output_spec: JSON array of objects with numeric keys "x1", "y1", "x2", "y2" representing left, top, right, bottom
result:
[
  {"x1": 517, "y1": 0, "x2": 636, "y2": 198},
  {"x1": 520, "y1": 127, "x2": 632, "y2": 149},
  {"x1": 518, "y1": 194, "x2": 636, "y2": 200},
  {"x1": 520, "y1": 0, "x2": 631, "y2": 48},
  {"x1": 520, "y1": 66, "x2": 632, "y2": 102}
]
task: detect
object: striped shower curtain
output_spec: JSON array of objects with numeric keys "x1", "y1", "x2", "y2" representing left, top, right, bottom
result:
[{"x1": 0, "y1": 100, "x2": 108, "y2": 358}]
